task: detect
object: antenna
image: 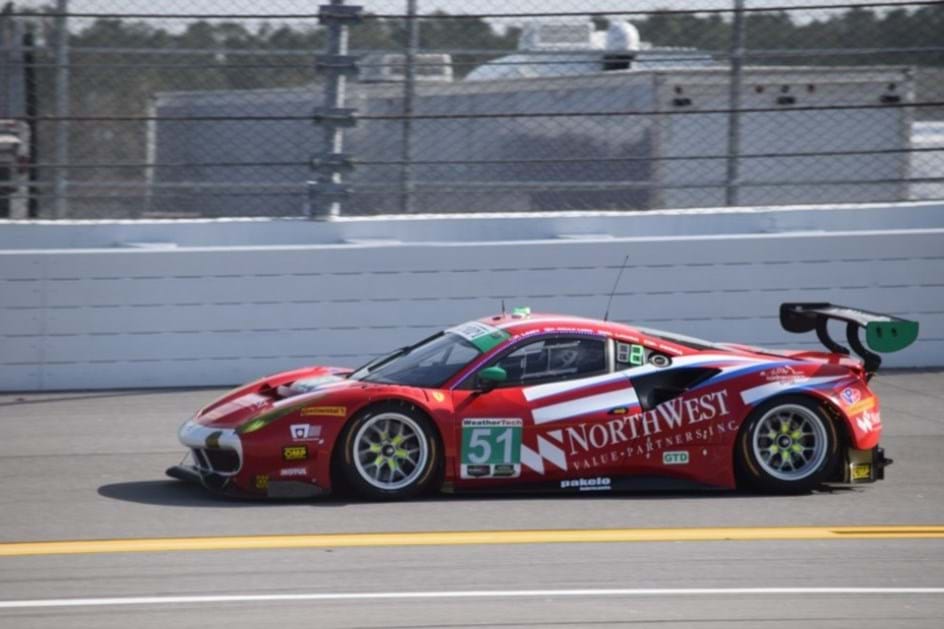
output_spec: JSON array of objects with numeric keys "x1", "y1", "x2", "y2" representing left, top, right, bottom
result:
[
  {"x1": 501, "y1": 299, "x2": 506, "y2": 315},
  {"x1": 603, "y1": 255, "x2": 630, "y2": 322}
]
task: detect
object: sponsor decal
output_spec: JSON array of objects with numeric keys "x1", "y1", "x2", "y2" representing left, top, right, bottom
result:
[
  {"x1": 662, "y1": 450, "x2": 690, "y2": 465},
  {"x1": 841, "y1": 387, "x2": 862, "y2": 405},
  {"x1": 280, "y1": 467, "x2": 308, "y2": 477},
  {"x1": 560, "y1": 477, "x2": 611, "y2": 492},
  {"x1": 300, "y1": 406, "x2": 346, "y2": 418},
  {"x1": 492, "y1": 464, "x2": 516, "y2": 477},
  {"x1": 464, "y1": 465, "x2": 491, "y2": 478},
  {"x1": 290, "y1": 424, "x2": 323, "y2": 442},
  {"x1": 254, "y1": 475, "x2": 269, "y2": 490},
  {"x1": 759, "y1": 365, "x2": 808, "y2": 384},
  {"x1": 431, "y1": 391, "x2": 446, "y2": 403},
  {"x1": 523, "y1": 390, "x2": 737, "y2": 474},
  {"x1": 847, "y1": 397, "x2": 875, "y2": 417},
  {"x1": 856, "y1": 410, "x2": 880, "y2": 434},
  {"x1": 852, "y1": 463, "x2": 872, "y2": 481},
  {"x1": 282, "y1": 445, "x2": 309, "y2": 461},
  {"x1": 446, "y1": 321, "x2": 511, "y2": 352},
  {"x1": 740, "y1": 375, "x2": 844, "y2": 406},
  {"x1": 562, "y1": 390, "x2": 730, "y2": 455},
  {"x1": 460, "y1": 418, "x2": 523, "y2": 479}
]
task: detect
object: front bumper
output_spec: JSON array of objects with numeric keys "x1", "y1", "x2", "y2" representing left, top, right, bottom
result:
[{"x1": 171, "y1": 419, "x2": 328, "y2": 499}]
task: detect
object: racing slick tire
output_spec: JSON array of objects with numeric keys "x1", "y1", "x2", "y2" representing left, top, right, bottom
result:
[
  {"x1": 338, "y1": 401, "x2": 441, "y2": 501},
  {"x1": 736, "y1": 395, "x2": 840, "y2": 493}
]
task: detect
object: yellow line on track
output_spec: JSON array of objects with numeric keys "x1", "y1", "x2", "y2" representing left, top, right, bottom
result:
[{"x1": 2, "y1": 525, "x2": 944, "y2": 558}]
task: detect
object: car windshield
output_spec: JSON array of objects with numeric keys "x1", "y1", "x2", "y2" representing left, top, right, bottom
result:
[{"x1": 349, "y1": 332, "x2": 483, "y2": 388}]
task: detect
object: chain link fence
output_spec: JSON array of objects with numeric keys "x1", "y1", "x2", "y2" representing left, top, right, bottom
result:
[{"x1": 0, "y1": 0, "x2": 941, "y2": 219}]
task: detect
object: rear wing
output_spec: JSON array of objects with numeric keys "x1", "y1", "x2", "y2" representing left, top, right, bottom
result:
[{"x1": 780, "y1": 303, "x2": 918, "y2": 377}]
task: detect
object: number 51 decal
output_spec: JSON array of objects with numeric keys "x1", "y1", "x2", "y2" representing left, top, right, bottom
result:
[{"x1": 460, "y1": 418, "x2": 523, "y2": 479}]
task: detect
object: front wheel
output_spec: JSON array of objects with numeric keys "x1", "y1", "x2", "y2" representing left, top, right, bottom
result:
[
  {"x1": 736, "y1": 396, "x2": 839, "y2": 492},
  {"x1": 339, "y1": 402, "x2": 440, "y2": 500}
]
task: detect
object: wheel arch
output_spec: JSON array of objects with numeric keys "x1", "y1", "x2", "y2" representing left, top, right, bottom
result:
[
  {"x1": 733, "y1": 391, "x2": 845, "y2": 489},
  {"x1": 329, "y1": 397, "x2": 446, "y2": 494}
]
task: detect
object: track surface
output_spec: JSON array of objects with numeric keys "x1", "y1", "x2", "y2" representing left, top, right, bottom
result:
[{"x1": 2, "y1": 371, "x2": 944, "y2": 627}]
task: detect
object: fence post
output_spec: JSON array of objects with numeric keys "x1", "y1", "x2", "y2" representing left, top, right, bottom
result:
[
  {"x1": 308, "y1": 0, "x2": 361, "y2": 220},
  {"x1": 53, "y1": 0, "x2": 70, "y2": 218},
  {"x1": 399, "y1": 0, "x2": 419, "y2": 214},
  {"x1": 724, "y1": 0, "x2": 746, "y2": 207}
]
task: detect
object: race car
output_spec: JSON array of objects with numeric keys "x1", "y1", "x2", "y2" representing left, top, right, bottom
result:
[{"x1": 168, "y1": 303, "x2": 918, "y2": 499}]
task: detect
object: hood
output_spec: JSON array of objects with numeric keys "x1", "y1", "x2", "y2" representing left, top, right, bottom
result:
[{"x1": 195, "y1": 365, "x2": 355, "y2": 429}]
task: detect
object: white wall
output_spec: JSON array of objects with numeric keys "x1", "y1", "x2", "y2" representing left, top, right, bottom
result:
[
  {"x1": 1, "y1": 201, "x2": 942, "y2": 250},
  {"x1": 2, "y1": 223, "x2": 942, "y2": 391}
]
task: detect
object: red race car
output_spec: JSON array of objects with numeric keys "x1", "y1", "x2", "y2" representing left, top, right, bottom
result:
[{"x1": 168, "y1": 303, "x2": 917, "y2": 499}]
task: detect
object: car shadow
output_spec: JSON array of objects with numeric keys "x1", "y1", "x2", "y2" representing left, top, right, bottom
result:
[
  {"x1": 97, "y1": 480, "x2": 352, "y2": 508},
  {"x1": 98, "y1": 479, "x2": 853, "y2": 508}
]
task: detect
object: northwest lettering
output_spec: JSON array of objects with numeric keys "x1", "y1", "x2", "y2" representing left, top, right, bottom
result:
[{"x1": 563, "y1": 390, "x2": 730, "y2": 455}]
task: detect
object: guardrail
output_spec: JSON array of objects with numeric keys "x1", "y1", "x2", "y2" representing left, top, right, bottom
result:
[{"x1": 2, "y1": 205, "x2": 942, "y2": 390}]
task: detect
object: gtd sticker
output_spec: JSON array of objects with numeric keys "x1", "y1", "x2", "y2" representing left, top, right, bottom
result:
[{"x1": 663, "y1": 451, "x2": 690, "y2": 465}]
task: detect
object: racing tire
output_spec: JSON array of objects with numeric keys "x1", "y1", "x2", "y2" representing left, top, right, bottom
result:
[
  {"x1": 736, "y1": 395, "x2": 839, "y2": 493},
  {"x1": 338, "y1": 401, "x2": 440, "y2": 501}
]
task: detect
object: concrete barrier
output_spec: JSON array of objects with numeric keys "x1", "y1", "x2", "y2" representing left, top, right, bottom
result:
[{"x1": 2, "y1": 214, "x2": 942, "y2": 390}]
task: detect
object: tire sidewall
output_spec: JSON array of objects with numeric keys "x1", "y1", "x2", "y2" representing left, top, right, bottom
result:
[
  {"x1": 736, "y1": 395, "x2": 839, "y2": 492},
  {"x1": 339, "y1": 402, "x2": 440, "y2": 501}
]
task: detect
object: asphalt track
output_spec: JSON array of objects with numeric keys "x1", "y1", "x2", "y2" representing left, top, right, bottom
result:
[{"x1": 1, "y1": 371, "x2": 944, "y2": 628}]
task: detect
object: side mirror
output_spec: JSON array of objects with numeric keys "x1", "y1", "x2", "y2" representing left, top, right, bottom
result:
[{"x1": 477, "y1": 366, "x2": 507, "y2": 392}]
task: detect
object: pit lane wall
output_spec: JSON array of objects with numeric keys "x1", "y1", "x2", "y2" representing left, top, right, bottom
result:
[{"x1": 2, "y1": 202, "x2": 943, "y2": 391}]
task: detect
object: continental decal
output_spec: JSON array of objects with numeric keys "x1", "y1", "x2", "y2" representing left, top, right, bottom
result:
[
  {"x1": 283, "y1": 445, "x2": 309, "y2": 461},
  {"x1": 300, "y1": 406, "x2": 347, "y2": 418}
]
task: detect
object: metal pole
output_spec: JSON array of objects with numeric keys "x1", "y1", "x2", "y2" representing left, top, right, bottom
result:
[
  {"x1": 53, "y1": 0, "x2": 69, "y2": 218},
  {"x1": 724, "y1": 0, "x2": 745, "y2": 207},
  {"x1": 320, "y1": 0, "x2": 348, "y2": 219},
  {"x1": 399, "y1": 0, "x2": 418, "y2": 213}
]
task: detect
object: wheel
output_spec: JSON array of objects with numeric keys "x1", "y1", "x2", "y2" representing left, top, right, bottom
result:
[
  {"x1": 736, "y1": 396, "x2": 839, "y2": 492},
  {"x1": 338, "y1": 402, "x2": 440, "y2": 500}
]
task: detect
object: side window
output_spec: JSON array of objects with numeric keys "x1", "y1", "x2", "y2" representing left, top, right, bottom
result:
[{"x1": 490, "y1": 336, "x2": 607, "y2": 387}]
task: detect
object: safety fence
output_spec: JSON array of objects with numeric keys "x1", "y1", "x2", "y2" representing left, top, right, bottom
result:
[{"x1": 0, "y1": 1, "x2": 942, "y2": 219}]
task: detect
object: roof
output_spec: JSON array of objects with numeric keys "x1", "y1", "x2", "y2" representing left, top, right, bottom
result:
[
  {"x1": 464, "y1": 49, "x2": 717, "y2": 82},
  {"x1": 475, "y1": 311, "x2": 644, "y2": 341}
]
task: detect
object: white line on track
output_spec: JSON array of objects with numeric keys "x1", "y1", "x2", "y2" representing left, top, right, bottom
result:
[{"x1": 2, "y1": 588, "x2": 943, "y2": 610}]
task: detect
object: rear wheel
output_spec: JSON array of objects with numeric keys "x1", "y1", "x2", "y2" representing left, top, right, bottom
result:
[
  {"x1": 736, "y1": 396, "x2": 839, "y2": 492},
  {"x1": 339, "y1": 402, "x2": 440, "y2": 500}
]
